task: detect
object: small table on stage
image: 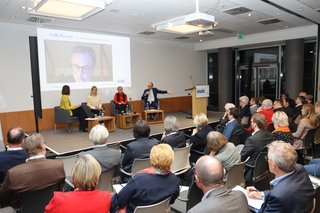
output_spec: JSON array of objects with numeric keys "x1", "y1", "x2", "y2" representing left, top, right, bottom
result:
[
  {"x1": 86, "y1": 116, "x2": 116, "y2": 132},
  {"x1": 116, "y1": 113, "x2": 141, "y2": 129},
  {"x1": 142, "y1": 110, "x2": 164, "y2": 124}
]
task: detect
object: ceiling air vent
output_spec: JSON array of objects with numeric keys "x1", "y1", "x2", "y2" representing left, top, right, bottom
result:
[
  {"x1": 175, "y1": 36, "x2": 190, "y2": 40},
  {"x1": 214, "y1": 28, "x2": 236, "y2": 34},
  {"x1": 199, "y1": 30, "x2": 214, "y2": 37},
  {"x1": 138, "y1": 31, "x2": 156, "y2": 35},
  {"x1": 257, "y1": 18, "x2": 281, "y2": 25},
  {"x1": 27, "y1": 16, "x2": 52, "y2": 24},
  {"x1": 222, "y1": 6, "x2": 252, "y2": 15}
]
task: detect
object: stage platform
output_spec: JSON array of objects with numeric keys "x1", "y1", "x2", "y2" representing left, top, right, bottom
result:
[{"x1": 42, "y1": 111, "x2": 222, "y2": 156}]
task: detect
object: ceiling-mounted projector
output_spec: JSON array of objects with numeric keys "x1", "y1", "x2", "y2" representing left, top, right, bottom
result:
[{"x1": 185, "y1": 12, "x2": 215, "y2": 26}]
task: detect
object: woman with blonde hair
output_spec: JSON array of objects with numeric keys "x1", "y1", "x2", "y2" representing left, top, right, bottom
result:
[
  {"x1": 45, "y1": 154, "x2": 111, "y2": 213},
  {"x1": 111, "y1": 144, "x2": 179, "y2": 213},
  {"x1": 293, "y1": 104, "x2": 318, "y2": 163},
  {"x1": 190, "y1": 113, "x2": 213, "y2": 152},
  {"x1": 87, "y1": 86, "x2": 102, "y2": 115},
  {"x1": 272, "y1": 111, "x2": 294, "y2": 143},
  {"x1": 206, "y1": 131, "x2": 240, "y2": 170}
]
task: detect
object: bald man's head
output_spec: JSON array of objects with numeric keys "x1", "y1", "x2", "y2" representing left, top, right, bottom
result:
[{"x1": 195, "y1": 156, "x2": 224, "y2": 187}]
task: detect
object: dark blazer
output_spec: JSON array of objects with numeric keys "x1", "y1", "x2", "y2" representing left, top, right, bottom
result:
[
  {"x1": 121, "y1": 138, "x2": 159, "y2": 172},
  {"x1": 80, "y1": 146, "x2": 121, "y2": 172},
  {"x1": 0, "y1": 158, "x2": 65, "y2": 207},
  {"x1": 0, "y1": 150, "x2": 27, "y2": 183},
  {"x1": 241, "y1": 130, "x2": 273, "y2": 166},
  {"x1": 190, "y1": 125, "x2": 213, "y2": 152},
  {"x1": 187, "y1": 186, "x2": 249, "y2": 213},
  {"x1": 259, "y1": 164, "x2": 314, "y2": 213},
  {"x1": 111, "y1": 172, "x2": 179, "y2": 213},
  {"x1": 141, "y1": 88, "x2": 167, "y2": 102},
  {"x1": 161, "y1": 131, "x2": 186, "y2": 148},
  {"x1": 240, "y1": 105, "x2": 251, "y2": 119},
  {"x1": 223, "y1": 119, "x2": 243, "y2": 141},
  {"x1": 293, "y1": 105, "x2": 303, "y2": 120}
]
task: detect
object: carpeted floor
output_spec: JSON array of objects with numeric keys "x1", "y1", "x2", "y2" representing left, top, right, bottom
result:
[{"x1": 41, "y1": 111, "x2": 222, "y2": 155}]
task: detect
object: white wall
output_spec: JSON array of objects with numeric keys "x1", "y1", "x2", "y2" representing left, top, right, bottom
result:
[{"x1": 0, "y1": 22, "x2": 207, "y2": 113}]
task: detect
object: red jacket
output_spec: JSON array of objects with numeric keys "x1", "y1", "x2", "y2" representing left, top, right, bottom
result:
[
  {"x1": 114, "y1": 92, "x2": 128, "y2": 105},
  {"x1": 260, "y1": 108, "x2": 274, "y2": 127},
  {"x1": 45, "y1": 190, "x2": 111, "y2": 213}
]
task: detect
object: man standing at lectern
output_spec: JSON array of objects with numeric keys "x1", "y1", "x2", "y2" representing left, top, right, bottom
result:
[{"x1": 141, "y1": 82, "x2": 172, "y2": 109}]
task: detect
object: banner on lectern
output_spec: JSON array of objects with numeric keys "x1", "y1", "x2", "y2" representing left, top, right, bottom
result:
[{"x1": 195, "y1": 85, "x2": 210, "y2": 98}]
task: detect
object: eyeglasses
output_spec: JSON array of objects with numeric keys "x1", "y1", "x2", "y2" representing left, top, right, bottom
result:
[{"x1": 71, "y1": 64, "x2": 92, "y2": 74}]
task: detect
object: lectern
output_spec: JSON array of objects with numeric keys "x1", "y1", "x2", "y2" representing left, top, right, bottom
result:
[{"x1": 186, "y1": 85, "x2": 209, "y2": 118}]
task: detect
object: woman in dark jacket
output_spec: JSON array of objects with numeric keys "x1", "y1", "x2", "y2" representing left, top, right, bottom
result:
[{"x1": 161, "y1": 116, "x2": 186, "y2": 148}]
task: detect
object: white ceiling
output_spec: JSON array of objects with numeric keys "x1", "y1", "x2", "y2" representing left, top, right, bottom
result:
[{"x1": 0, "y1": 0, "x2": 319, "y2": 43}]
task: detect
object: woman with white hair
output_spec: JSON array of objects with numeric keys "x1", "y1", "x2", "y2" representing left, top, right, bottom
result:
[
  {"x1": 257, "y1": 99, "x2": 274, "y2": 128},
  {"x1": 239, "y1": 96, "x2": 250, "y2": 120},
  {"x1": 80, "y1": 124, "x2": 121, "y2": 172},
  {"x1": 272, "y1": 111, "x2": 294, "y2": 143},
  {"x1": 161, "y1": 116, "x2": 186, "y2": 148}
]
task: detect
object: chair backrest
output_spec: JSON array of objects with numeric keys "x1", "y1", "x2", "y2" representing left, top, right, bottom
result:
[
  {"x1": 314, "y1": 127, "x2": 320, "y2": 145},
  {"x1": 133, "y1": 196, "x2": 171, "y2": 213},
  {"x1": 21, "y1": 182, "x2": 62, "y2": 213},
  {"x1": 55, "y1": 154, "x2": 78, "y2": 177},
  {"x1": 186, "y1": 181, "x2": 204, "y2": 211},
  {"x1": 54, "y1": 106, "x2": 71, "y2": 123},
  {"x1": 235, "y1": 144, "x2": 244, "y2": 153},
  {"x1": 313, "y1": 185, "x2": 320, "y2": 213},
  {"x1": 81, "y1": 102, "x2": 91, "y2": 117},
  {"x1": 225, "y1": 161, "x2": 246, "y2": 188},
  {"x1": 304, "y1": 128, "x2": 316, "y2": 150},
  {"x1": 131, "y1": 158, "x2": 152, "y2": 174},
  {"x1": 107, "y1": 142, "x2": 121, "y2": 150},
  {"x1": 229, "y1": 134, "x2": 241, "y2": 146},
  {"x1": 253, "y1": 151, "x2": 271, "y2": 191},
  {"x1": 110, "y1": 100, "x2": 117, "y2": 116},
  {"x1": 97, "y1": 167, "x2": 115, "y2": 192},
  {"x1": 171, "y1": 145, "x2": 191, "y2": 174}
]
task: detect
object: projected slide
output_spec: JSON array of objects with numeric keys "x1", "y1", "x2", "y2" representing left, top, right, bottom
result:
[{"x1": 37, "y1": 28, "x2": 131, "y2": 91}]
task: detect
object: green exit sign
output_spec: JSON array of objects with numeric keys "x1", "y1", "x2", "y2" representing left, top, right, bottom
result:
[{"x1": 238, "y1": 34, "x2": 245, "y2": 40}]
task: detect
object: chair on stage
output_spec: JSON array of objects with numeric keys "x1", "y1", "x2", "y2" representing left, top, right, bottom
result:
[
  {"x1": 133, "y1": 196, "x2": 171, "y2": 213},
  {"x1": 120, "y1": 158, "x2": 151, "y2": 177},
  {"x1": 54, "y1": 106, "x2": 79, "y2": 133},
  {"x1": 110, "y1": 100, "x2": 132, "y2": 116}
]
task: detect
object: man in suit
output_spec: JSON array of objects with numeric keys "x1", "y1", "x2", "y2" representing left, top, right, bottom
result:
[
  {"x1": 141, "y1": 82, "x2": 172, "y2": 109},
  {"x1": 0, "y1": 133, "x2": 65, "y2": 207},
  {"x1": 223, "y1": 107, "x2": 243, "y2": 141},
  {"x1": 241, "y1": 113, "x2": 273, "y2": 184},
  {"x1": 188, "y1": 156, "x2": 249, "y2": 213},
  {"x1": 0, "y1": 127, "x2": 27, "y2": 183},
  {"x1": 80, "y1": 124, "x2": 121, "y2": 172},
  {"x1": 247, "y1": 142, "x2": 315, "y2": 213},
  {"x1": 121, "y1": 120, "x2": 159, "y2": 173}
]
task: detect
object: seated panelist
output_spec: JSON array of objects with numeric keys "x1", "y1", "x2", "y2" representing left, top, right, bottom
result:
[
  {"x1": 141, "y1": 82, "x2": 172, "y2": 109},
  {"x1": 60, "y1": 85, "x2": 88, "y2": 132},
  {"x1": 87, "y1": 86, "x2": 102, "y2": 115},
  {"x1": 114, "y1": 86, "x2": 128, "y2": 114}
]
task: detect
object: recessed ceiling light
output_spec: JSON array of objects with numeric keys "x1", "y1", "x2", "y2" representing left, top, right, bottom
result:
[
  {"x1": 248, "y1": 13, "x2": 252, "y2": 17},
  {"x1": 310, "y1": 51, "x2": 314, "y2": 54},
  {"x1": 298, "y1": 8, "x2": 304, "y2": 11},
  {"x1": 200, "y1": 39, "x2": 203, "y2": 42},
  {"x1": 21, "y1": 6, "x2": 27, "y2": 10}
]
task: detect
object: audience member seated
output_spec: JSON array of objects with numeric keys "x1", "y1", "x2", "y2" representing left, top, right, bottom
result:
[
  {"x1": 160, "y1": 116, "x2": 186, "y2": 148},
  {"x1": 190, "y1": 113, "x2": 213, "y2": 152},
  {"x1": 87, "y1": 86, "x2": 102, "y2": 115},
  {"x1": 257, "y1": 99, "x2": 274, "y2": 129},
  {"x1": 304, "y1": 158, "x2": 320, "y2": 177},
  {"x1": 239, "y1": 96, "x2": 251, "y2": 121},
  {"x1": 247, "y1": 142, "x2": 314, "y2": 213},
  {"x1": 293, "y1": 95, "x2": 306, "y2": 125},
  {"x1": 315, "y1": 101, "x2": 320, "y2": 123},
  {"x1": 282, "y1": 97, "x2": 295, "y2": 123},
  {"x1": 60, "y1": 85, "x2": 88, "y2": 132},
  {"x1": 121, "y1": 120, "x2": 159, "y2": 173},
  {"x1": 141, "y1": 82, "x2": 172, "y2": 109},
  {"x1": 299, "y1": 91, "x2": 308, "y2": 98},
  {"x1": 216, "y1": 103, "x2": 235, "y2": 133},
  {"x1": 206, "y1": 131, "x2": 240, "y2": 171},
  {"x1": 273, "y1": 99, "x2": 285, "y2": 113},
  {"x1": 272, "y1": 111, "x2": 294, "y2": 144},
  {"x1": 223, "y1": 108, "x2": 243, "y2": 141},
  {"x1": 188, "y1": 156, "x2": 249, "y2": 213},
  {"x1": 249, "y1": 97, "x2": 259, "y2": 115},
  {"x1": 306, "y1": 94, "x2": 313, "y2": 104},
  {"x1": 292, "y1": 104, "x2": 317, "y2": 164},
  {"x1": 45, "y1": 154, "x2": 111, "y2": 213},
  {"x1": 258, "y1": 96, "x2": 265, "y2": 106},
  {"x1": 80, "y1": 125, "x2": 121, "y2": 172},
  {"x1": 281, "y1": 93, "x2": 295, "y2": 108},
  {"x1": 0, "y1": 127, "x2": 27, "y2": 183},
  {"x1": 0, "y1": 134, "x2": 65, "y2": 208},
  {"x1": 241, "y1": 113, "x2": 273, "y2": 184},
  {"x1": 111, "y1": 144, "x2": 179, "y2": 213},
  {"x1": 113, "y1": 86, "x2": 129, "y2": 114}
]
